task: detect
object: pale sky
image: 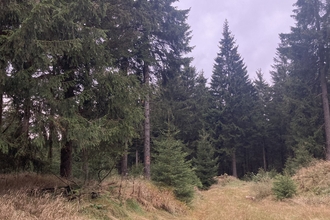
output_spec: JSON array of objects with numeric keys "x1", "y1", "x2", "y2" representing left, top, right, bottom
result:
[{"x1": 174, "y1": 0, "x2": 296, "y2": 83}]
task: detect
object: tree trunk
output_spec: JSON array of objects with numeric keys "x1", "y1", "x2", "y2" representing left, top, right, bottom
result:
[
  {"x1": 60, "y1": 70, "x2": 75, "y2": 178},
  {"x1": 47, "y1": 109, "x2": 55, "y2": 163},
  {"x1": 81, "y1": 148, "x2": 89, "y2": 183},
  {"x1": 143, "y1": 63, "x2": 151, "y2": 179},
  {"x1": 263, "y1": 145, "x2": 267, "y2": 171},
  {"x1": 0, "y1": 88, "x2": 2, "y2": 129},
  {"x1": 314, "y1": 4, "x2": 330, "y2": 160},
  {"x1": 262, "y1": 137, "x2": 267, "y2": 170},
  {"x1": 121, "y1": 152, "x2": 128, "y2": 176},
  {"x1": 232, "y1": 150, "x2": 237, "y2": 177},
  {"x1": 136, "y1": 149, "x2": 139, "y2": 166},
  {"x1": 60, "y1": 140, "x2": 73, "y2": 178},
  {"x1": 22, "y1": 98, "x2": 30, "y2": 139},
  {"x1": 320, "y1": 69, "x2": 330, "y2": 160}
]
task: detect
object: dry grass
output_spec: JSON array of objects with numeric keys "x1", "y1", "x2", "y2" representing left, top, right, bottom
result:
[
  {"x1": 4, "y1": 167, "x2": 330, "y2": 220},
  {"x1": 98, "y1": 176, "x2": 188, "y2": 214},
  {"x1": 250, "y1": 180, "x2": 273, "y2": 200},
  {"x1": 0, "y1": 172, "x2": 72, "y2": 193},
  {"x1": 0, "y1": 190, "x2": 86, "y2": 220},
  {"x1": 175, "y1": 178, "x2": 330, "y2": 220},
  {"x1": 0, "y1": 173, "x2": 87, "y2": 220},
  {"x1": 293, "y1": 160, "x2": 330, "y2": 195}
]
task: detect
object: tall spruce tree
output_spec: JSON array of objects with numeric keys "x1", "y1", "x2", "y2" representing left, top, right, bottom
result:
[
  {"x1": 0, "y1": 0, "x2": 144, "y2": 177},
  {"x1": 152, "y1": 66, "x2": 209, "y2": 160},
  {"x1": 124, "y1": 0, "x2": 192, "y2": 179},
  {"x1": 270, "y1": 0, "x2": 329, "y2": 172},
  {"x1": 273, "y1": 0, "x2": 329, "y2": 164},
  {"x1": 252, "y1": 70, "x2": 272, "y2": 171},
  {"x1": 209, "y1": 20, "x2": 255, "y2": 177}
]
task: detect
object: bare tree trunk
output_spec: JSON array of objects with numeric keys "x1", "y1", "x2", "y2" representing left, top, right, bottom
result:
[
  {"x1": 232, "y1": 150, "x2": 237, "y2": 178},
  {"x1": 121, "y1": 152, "x2": 128, "y2": 176},
  {"x1": 136, "y1": 149, "x2": 139, "y2": 166},
  {"x1": 0, "y1": 89, "x2": 2, "y2": 129},
  {"x1": 60, "y1": 140, "x2": 73, "y2": 178},
  {"x1": 320, "y1": 69, "x2": 330, "y2": 160},
  {"x1": 22, "y1": 99, "x2": 30, "y2": 139},
  {"x1": 47, "y1": 109, "x2": 55, "y2": 163},
  {"x1": 143, "y1": 63, "x2": 151, "y2": 179},
  {"x1": 82, "y1": 148, "x2": 89, "y2": 183},
  {"x1": 263, "y1": 145, "x2": 267, "y2": 171},
  {"x1": 60, "y1": 70, "x2": 75, "y2": 178}
]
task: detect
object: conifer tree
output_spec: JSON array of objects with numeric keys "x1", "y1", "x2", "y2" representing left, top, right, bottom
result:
[
  {"x1": 119, "y1": 0, "x2": 192, "y2": 179},
  {"x1": 272, "y1": 0, "x2": 328, "y2": 164},
  {"x1": 151, "y1": 125, "x2": 201, "y2": 203},
  {"x1": 152, "y1": 66, "x2": 209, "y2": 160},
  {"x1": 252, "y1": 70, "x2": 272, "y2": 170},
  {"x1": 193, "y1": 129, "x2": 217, "y2": 189},
  {"x1": 209, "y1": 20, "x2": 255, "y2": 177},
  {"x1": 271, "y1": 52, "x2": 324, "y2": 172}
]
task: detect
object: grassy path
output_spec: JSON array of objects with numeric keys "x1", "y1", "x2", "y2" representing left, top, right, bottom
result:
[{"x1": 174, "y1": 180, "x2": 330, "y2": 220}]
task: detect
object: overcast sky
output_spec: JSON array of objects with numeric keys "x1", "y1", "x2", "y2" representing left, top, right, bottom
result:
[{"x1": 174, "y1": 0, "x2": 296, "y2": 83}]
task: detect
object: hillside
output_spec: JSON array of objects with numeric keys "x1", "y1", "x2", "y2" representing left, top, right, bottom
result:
[{"x1": 2, "y1": 168, "x2": 330, "y2": 220}]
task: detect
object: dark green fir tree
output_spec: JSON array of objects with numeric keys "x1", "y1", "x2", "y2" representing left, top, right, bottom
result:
[
  {"x1": 193, "y1": 129, "x2": 218, "y2": 190},
  {"x1": 209, "y1": 20, "x2": 255, "y2": 177},
  {"x1": 151, "y1": 125, "x2": 201, "y2": 203}
]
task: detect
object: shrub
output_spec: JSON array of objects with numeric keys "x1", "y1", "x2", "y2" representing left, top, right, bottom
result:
[
  {"x1": 251, "y1": 180, "x2": 273, "y2": 200},
  {"x1": 243, "y1": 168, "x2": 277, "y2": 183},
  {"x1": 272, "y1": 175, "x2": 297, "y2": 200}
]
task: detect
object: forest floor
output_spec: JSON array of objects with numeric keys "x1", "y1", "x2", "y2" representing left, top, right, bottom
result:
[{"x1": 2, "y1": 164, "x2": 330, "y2": 220}]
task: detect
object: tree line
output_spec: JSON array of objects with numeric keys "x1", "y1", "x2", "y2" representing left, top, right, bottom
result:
[{"x1": 0, "y1": 0, "x2": 330, "y2": 198}]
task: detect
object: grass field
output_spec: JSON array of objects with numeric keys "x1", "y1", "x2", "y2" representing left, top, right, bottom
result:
[{"x1": 2, "y1": 161, "x2": 330, "y2": 219}]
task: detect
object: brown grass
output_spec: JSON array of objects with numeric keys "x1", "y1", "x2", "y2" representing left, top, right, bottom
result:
[
  {"x1": 175, "y1": 178, "x2": 330, "y2": 220},
  {"x1": 98, "y1": 176, "x2": 188, "y2": 214},
  {"x1": 0, "y1": 190, "x2": 86, "y2": 220},
  {"x1": 0, "y1": 172, "x2": 72, "y2": 193},
  {"x1": 3, "y1": 166, "x2": 330, "y2": 220},
  {"x1": 293, "y1": 160, "x2": 330, "y2": 195},
  {"x1": 0, "y1": 173, "x2": 87, "y2": 220}
]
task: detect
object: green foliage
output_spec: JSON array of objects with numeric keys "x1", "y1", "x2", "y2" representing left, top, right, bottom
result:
[
  {"x1": 284, "y1": 145, "x2": 314, "y2": 176},
  {"x1": 244, "y1": 168, "x2": 277, "y2": 183},
  {"x1": 193, "y1": 130, "x2": 218, "y2": 189},
  {"x1": 151, "y1": 128, "x2": 201, "y2": 203},
  {"x1": 129, "y1": 163, "x2": 144, "y2": 178},
  {"x1": 208, "y1": 20, "x2": 256, "y2": 177},
  {"x1": 272, "y1": 175, "x2": 297, "y2": 200}
]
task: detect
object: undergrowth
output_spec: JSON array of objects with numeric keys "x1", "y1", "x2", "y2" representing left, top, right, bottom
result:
[{"x1": 0, "y1": 173, "x2": 188, "y2": 220}]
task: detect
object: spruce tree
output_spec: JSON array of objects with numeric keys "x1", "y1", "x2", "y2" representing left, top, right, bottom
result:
[
  {"x1": 151, "y1": 126, "x2": 201, "y2": 203},
  {"x1": 193, "y1": 129, "x2": 218, "y2": 189},
  {"x1": 118, "y1": 0, "x2": 193, "y2": 179},
  {"x1": 252, "y1": 70, "x2": 272, "y2": 171},
  {"x1": 209, "y1": 20, "x2": 255, "y2": 177},
  {"x1": 279, "y1": 0, "x2": 330, "y2": 160},
  {"x1": 271, "y1": 0, "x2": 328, "y2": 167}
]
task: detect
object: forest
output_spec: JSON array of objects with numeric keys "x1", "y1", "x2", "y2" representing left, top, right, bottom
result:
[{"x1": 1, "y1": 0, "x2": 330, "y2": 203}]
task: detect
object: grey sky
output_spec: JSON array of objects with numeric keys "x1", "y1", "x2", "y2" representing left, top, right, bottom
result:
[{"x1": 174, "y1": 0, "x2": 296, "y2": 83}]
